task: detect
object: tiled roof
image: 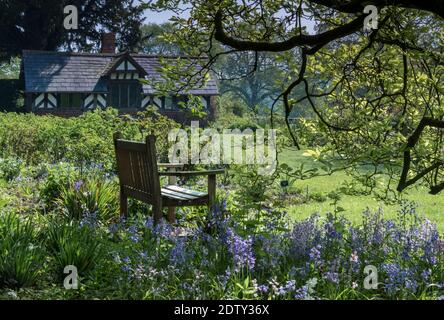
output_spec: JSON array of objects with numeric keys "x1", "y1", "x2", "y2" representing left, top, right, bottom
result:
[{"x1": 22, "y1": 50, "x2": 219, "y2": 95}]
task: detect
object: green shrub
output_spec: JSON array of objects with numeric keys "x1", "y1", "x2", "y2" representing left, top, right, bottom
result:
[
  {"x1": 56, "y1": 175, "x2": 119, "y2": 222},
  {"x1": 0, "y1": 108, "x2": 179, "y2": 167},
  {"x1": 227, "y1": 117, "x2": 261, "y2": 132},
  {"x1": 0, "y1": 212, "x2": 43, "y2": 288},
  {"x1": 0, "y1": 157, "x2": 23, "y2": 181},
  {"x1": 309, "y1": 192, "x2": 327, "y2": 203},
  {"x1": 230, "y1": 165, "x2": 278, "y2": 205},
  {"x1": 46, "y1": 221, "x2": 102, "y2": 277},
  {"x1": 39, "y1": 163, "x2": 79, "y2": 209}
]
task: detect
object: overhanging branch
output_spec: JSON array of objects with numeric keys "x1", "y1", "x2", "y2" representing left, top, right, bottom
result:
[
  {"x1": 214, "y1": 10, "x2": 366, "y2": 52},
  {"x1": 397, "y1": 117, "x2": 444, "y2": 193}
]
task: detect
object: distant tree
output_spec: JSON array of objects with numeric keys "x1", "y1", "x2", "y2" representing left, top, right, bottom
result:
[
  {"x1": 0, "y1": 57, "x2": 21, "y2": 79},
  {"x1": 138, "y1": 23, "x2": 181, "y2": 55},
  {"x1": 0, "y1": 0, "x2": 145, "y2": 62},
  {"x1": 218, "y1": 51, "x2": 281, "y2": 112}
]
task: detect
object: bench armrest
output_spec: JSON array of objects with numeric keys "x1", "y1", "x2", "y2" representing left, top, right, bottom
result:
[
  {"x1": 157, "y1": 163, "x2": 184, "y2": 168},
  {"x1": 159, "y1": 169, "x2": 225, "y2": 177}
]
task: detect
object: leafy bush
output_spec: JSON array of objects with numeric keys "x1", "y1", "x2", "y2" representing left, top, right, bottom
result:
[
  {"x1": 223, "y1": 115, "x2": 261, "y2": 132},
  {"x1": 0, "y1": 157, "x2": 23, "y2": 181},
  {"x1": 38, "y1": 163, "x2": 79, "y2": 209},
  {"x1": 0, "y1": 212, "x2": 43, "y2": 288},
  {"x1": 46, "y1": 220, "x2": 102, "y2": 277},
  {"x1": 230, "y1": 165, "x2": 278, "y2": 205},
  {"x1": 0, "y1": 108, "x2": 179, "y2": 168},
  {"x1": 309, "y1": 192, "x2": 327, "y2": 203},
  {"x1": 55, "y1": 175, "x2": 119, "y2": 222}
]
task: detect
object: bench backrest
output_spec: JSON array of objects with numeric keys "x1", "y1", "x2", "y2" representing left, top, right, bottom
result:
[{"x1": 113, "y1": 133, "x2": 161, "y2": 204}]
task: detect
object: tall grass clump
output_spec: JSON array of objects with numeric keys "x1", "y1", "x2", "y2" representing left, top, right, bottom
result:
[
  {"x1": 46, "y1": 220, "x2": 103, "y2": 278},
  {"x1": 0, "y1": 212, "x2": 43, "y2": 288},
  {"x1": 56, "y1": 175, "x2": 119, "y2": 222}
]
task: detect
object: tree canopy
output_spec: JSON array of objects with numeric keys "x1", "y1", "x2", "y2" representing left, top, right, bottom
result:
[
  {"x1": 0, "y1": 0, "x2": 145, "y2": 61},
  {"x1": 145, "y1": 0, "x2": 444, "y2": 194}
]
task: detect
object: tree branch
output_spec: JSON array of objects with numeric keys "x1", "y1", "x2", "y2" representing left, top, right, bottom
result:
[
  {"x1": 214, "y1": 10, "x2": 366, "y2": 52},
  {"x1": 397, "y1": 117, "x2": 444, "y2": 193}
]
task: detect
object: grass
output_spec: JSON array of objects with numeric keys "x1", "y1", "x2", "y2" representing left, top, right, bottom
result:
[
  {"x1": 0, "y1": 178, "x2": 9, "y2": 208},
  {"x1": 279, "y1": 147, "x2": 444, "y2": 232}
]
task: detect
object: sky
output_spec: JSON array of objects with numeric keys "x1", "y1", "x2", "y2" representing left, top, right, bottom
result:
[
  {"x1": 143, "y1": 10, "x2": 182, "y2": 24},
  {"x1": 142, "y1": 8, "x2": 316, "y2": 33}
]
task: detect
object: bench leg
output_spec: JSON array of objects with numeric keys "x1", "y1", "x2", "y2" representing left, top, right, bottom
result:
[
  {"x1": 167, "y1": 207, "x2": 176, "y2": 224},
  {"x1": 120, "y1": 190, "x2": 128, "y2": 217},
  {"x1": 167, "y1": 170, "x2": 177, "y2": 223},
  {"x1": 153, "y1": 204, "x2": 162, "y2": 224},
  {"x1": 208, "y1": 174, "x2": 216, "y2": 211}
]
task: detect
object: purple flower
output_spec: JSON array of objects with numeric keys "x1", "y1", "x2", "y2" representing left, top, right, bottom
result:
[
  {"x1": 405, "y1": 279, "x2": 418, "y2": 293},
  {"x1": 108, "y1": 223, "x2": 119, "y2": 234},
  {"x1": 80, "y1": 211, "x2": 97, "y2": 228},
  {"x1": 421, "y1": 268, "x2": 431, "y2": 281},
  {"x1": 279, "y1": 280, "x2": 296, "y2": 296},
  {"x1": 256, "y1": 284, "x2": 269, "y2": 294},
  {"x1": 309, "y1": 245, "x2": 323, "y2": 267},
  {"x1": 170, "y1": 237, "x2": 189, "y2": 266},
  {"x1": 324, "y1": 271, "x2": 339, "y2": 284},
  {"x1": 226, "y1": 228, "x2": 255, "y2": 272},
  {"x1": 289, "y1": 214, "x2": 321, "y2": 261},
  {"x1": 127, "y1": 225, "x2": 140, "y2": 243},
  {"x1": 121, "y1": 256, "x2": 131, "y2": 273},
  {"x1": 74, "y1": 180, "x2": 83, "y2": 191},
  {"x1": 294, "y1": 285, "x2": 309, "y2": 300}
]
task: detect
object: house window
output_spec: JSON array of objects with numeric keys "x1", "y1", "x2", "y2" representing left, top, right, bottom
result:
[
  {"x1": 176, "y1": 96, "x2": 188, "y2": 109},
  {"x1": 109, "y1": 82, "x2": 141, "y2": 108},
  {"x1": 164, "y1": 95, "x2": 188, "y2": 110},
  {"x1": 164, "y1": 96, "x2": 174, "y2": 110},
  {"x1": 201, "y1": 96, "x2": 210, "y2": 109},
  {"x1": 59, "y1": 93, "x2": 83, "y2": 109}
]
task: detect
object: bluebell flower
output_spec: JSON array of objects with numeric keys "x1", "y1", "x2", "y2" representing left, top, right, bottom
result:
[
  {"x1": 170, "y1": 237, "x2": 189, "y2": 266},
  {"x1": 309, "y1": 245, "x2": 323, "y2": 267},
  {"x1": 324, "y1": 271, "x2": 339, "y2": 284},
  {"x1": 226, "y1": 228, "x2": 255, "y2": 272},
  {"x1": 121, "y1": 256, "x2": 132, "y2": 273},
  {"x1": 80, "y1": 211, "x2": 98, "y2": 228},
  {"x1": 294, "y1": 285, "x2": 309, "y2": 300},
  {"x1": 256, "y1": 284, "x2": 269, "y2": 294},
  {"x1": 108, "y1": 223, "x2": 119, "y2": 234},
  {"x1": 127, "y1": 225, "x2": 141, "y2": 243},
  {"x1": 74, "y1": 180, "x2": 83, "y2": 191}
]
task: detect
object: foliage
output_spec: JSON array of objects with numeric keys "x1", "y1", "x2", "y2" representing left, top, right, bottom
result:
[
  {"x1": 0, "y1": 95, "x2": 442, "y2": 300},
  {"x1": 230, "y1": 165, "x2": 278, "y2": 205},
  {"x1": 145, "y1": 0, "x2": 444, "y2": 193},
  {"x1": 1, "y1": 173, "x2": 443, "y2": 300},
  {"x1": 0, "y1": 157, "x2": 23, "y2": 182},
  {"x1": 55, "y1": 175, "x2": 119, "y2": 222},
  {"x1": 0, "y1": 108, "x2": 179, "y2": 167},
  {"x1": 139, "y1": 23, "x2": 182, "y2": 55},
  {"x1": 0, "y1": 57, "x2": 20, "y2": 79},
  {"x1": 38, "y1": 163, "x2": 80, "y2": 210},
  {"x1": 0, "y1": 0, "x2": 144, "y2": 61},
  {"x1": 217, "y1": 51, "x2": 283, "y2": 111},
  {"x1": 0, "y1": 212, "x2": 43, "y2": 288},
  {"x1": 46, "y1": 219, "x2": 103, "y2": 277}
]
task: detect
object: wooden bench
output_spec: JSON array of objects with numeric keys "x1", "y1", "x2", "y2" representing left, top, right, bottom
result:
[{"x1": 113, "y1": 133, "x2": 224, "y2": 223}]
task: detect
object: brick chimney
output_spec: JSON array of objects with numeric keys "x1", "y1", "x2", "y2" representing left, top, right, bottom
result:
[{"x1": 101, "y1": 33, "x2": 116, "y2": 54}]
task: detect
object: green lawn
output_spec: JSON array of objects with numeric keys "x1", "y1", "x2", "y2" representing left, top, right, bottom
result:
[{"x1": 279, "y1": 147, "x2": 444, "y2": 232}]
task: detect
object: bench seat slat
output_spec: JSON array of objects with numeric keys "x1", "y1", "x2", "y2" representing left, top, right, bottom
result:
[{"x1": 161, "y1": 186, "x2": 206, "y2": 200}]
